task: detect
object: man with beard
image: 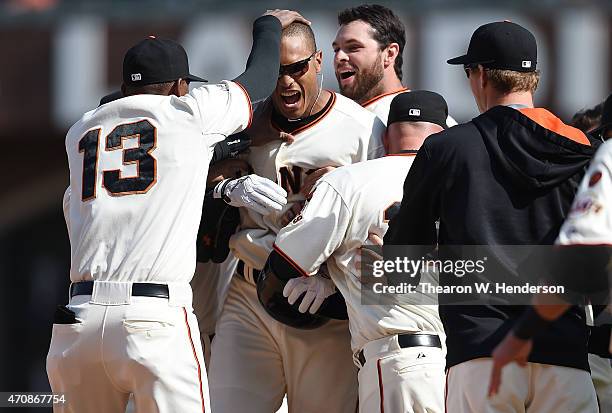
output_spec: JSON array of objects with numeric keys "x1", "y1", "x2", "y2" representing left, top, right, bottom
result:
[
  {"x1": 333, "y1": 4, "x2": 456, "y2": 127},
  {"x1": 207, "y1": 20, "x2": 385, "y2": 413}
]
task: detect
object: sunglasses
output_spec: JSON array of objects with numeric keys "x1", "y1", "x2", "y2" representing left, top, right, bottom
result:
[
  {"x1": 279, "y1": 52, "x2": 317, "y2": 78},
  {"x1": 463, "y1": 64, "x2": 478, "y2": 78}
]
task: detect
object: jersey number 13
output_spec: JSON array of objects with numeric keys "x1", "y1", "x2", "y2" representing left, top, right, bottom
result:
[{"x1": 78, "y1": 120, "x2": 157, "y2": 201}]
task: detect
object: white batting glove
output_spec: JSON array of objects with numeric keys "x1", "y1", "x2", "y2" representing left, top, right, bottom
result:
[
  {"x1": 283, "y1": 274, "x2": 336, "y2": 314},
  {"x1": 214, "y1": 174, "x2": 287, "y2": 216}
]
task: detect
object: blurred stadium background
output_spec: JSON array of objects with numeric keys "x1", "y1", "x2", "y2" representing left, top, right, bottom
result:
[{"x1": 0, "y1": 0, "x2": 610, "y2": 410}]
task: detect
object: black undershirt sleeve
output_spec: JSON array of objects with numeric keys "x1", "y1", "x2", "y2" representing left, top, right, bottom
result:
[{"x1": 233, "y1": 15, "x2": 282, "y2": 104}]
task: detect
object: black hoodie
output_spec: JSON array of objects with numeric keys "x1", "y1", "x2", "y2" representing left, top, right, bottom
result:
[{"x1": 385, "y1": 105, "x2": 599, "y2": 371}]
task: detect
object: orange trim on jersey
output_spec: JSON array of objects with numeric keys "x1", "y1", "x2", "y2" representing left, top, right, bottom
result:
[
  {"x1": 361, "y1": 87, "x2": 409, "y2": 108},
  {"x1": 272, "y1": 91, "x2": 337, "y2": 136},
  {"x1": 384, "y1": 153, "x2": 417, "y2": 157},
  {"x1": 233, "y1": 81, "x2": 253, "y2": 129},
  {"x1": 273, "y1": 243, "x2": 310, "y2": 277},
  {"x1": 377, "y1": 358, "x2": 385, "y2": 413},
  {"x1": 183, "y1": 308, "x2": 206, "y2": 413},
  {"x1": 518, "y1": 108, "x2": 590, "y2": 146}
]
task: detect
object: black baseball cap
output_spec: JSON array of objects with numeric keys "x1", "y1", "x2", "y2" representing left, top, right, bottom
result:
[
  {"x1": 123, "y1": 36, "x2": 207, "y2": 86},
  {"x1": 447, "y1": 21, "x2": 537, "y2": 72},
  {"x1": 388, "y1": 91, "x2": 449, "y2": 129}
]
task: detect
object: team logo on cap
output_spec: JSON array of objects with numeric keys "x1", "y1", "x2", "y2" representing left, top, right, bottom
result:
[
  {"x1": 409, "y1": 109, "x2": 421, "y2": 116},
  {"x1": 131, "y1": 73, "x2": 142, "y2": 81},
  {"x1": 521, "y1": 60, "x2": 532, "y2": 68}
]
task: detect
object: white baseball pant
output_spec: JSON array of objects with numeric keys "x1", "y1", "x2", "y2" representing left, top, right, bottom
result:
[
  {"x1": 46, "y1": 282, "x2": 209, "y2": 413},
  {"x1": 356, "y1": 335, "x2": 446, "y2": 413}
]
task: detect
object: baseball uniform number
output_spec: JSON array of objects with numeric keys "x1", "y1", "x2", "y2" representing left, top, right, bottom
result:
[{"x1": 78, "y1": 119, "x2": 157, "y2": 201}]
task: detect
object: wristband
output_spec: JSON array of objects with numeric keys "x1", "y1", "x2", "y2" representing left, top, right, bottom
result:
[
  {"x1": 513, "y1": 307, "x2": 551, "y2": 340},
  {"x1": 213, "y1": 179, "x2": 233, "y2": 204}
]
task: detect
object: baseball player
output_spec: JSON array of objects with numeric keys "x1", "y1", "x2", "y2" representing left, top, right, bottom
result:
[
  {"x1": 385, "y1": 21, "x2": 600, "y2": 413},
  {"x1": 207, "y1": 21, "x2": 385, "y2": 413},
  {"x1": 263, "y1": 91, "x2": 450, "y2": 413},
  {"x1": 490, "y1": 95, "x2": 612, "y2": 403},
  {"x1": 46, "y1": 10, "x2": 309, "y2": 413},
  {"x1": 333, "y1": 4, "x2": 457, "y2": 128}
]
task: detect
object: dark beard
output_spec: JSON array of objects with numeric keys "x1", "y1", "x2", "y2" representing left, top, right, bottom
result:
[{"x1": 340, "y1": 56, "x2": 385, "y2": 104}]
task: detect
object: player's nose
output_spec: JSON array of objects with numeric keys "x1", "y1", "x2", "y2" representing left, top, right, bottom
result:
[
  {"x1": 334, "y1": 48, "x2": 348, "y2": 64},
  {"x1": 277, "y1": 75, "x2": 294, "y2": 88}
]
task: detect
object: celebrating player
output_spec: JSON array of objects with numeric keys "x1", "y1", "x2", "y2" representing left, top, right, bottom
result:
[
  {"x1": 207, "y1": 19, "x2": 385, "y2": 413},
  {"x1": 261, "y1": 91, "x2": 450, "y2": 412},
  {"x1": 46, "y1": 10, "x2": 308, "y2": 413},
  {"x1": 333, "y1": 4, "x2": 456, "y2": 128}
]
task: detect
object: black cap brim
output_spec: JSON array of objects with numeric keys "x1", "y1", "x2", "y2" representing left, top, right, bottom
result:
[
  {"x1": 185, "y1": 74, "x2": 207, "y2": 83},
  {"x1": 447, "y1": 55, "x2": 494, "y2": 65}
]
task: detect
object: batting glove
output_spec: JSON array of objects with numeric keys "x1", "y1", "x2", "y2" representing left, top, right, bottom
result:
[
  {"x1": 283, "y1": 274, "x2": 336, "y2": 314},
  {"x1": 213, "y1": 174, "x2": 287, "y2": 216}
]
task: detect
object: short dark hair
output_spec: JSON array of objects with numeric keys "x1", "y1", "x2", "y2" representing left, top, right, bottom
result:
[
  {"x1": 570, "y1": 103, "x2": 603, "y2": 133},
  {"x1": 282, "y1": 22, "x2": 317, "y2": 53},
  {"x1": 338, "y1": 4, "x2": 406, "y2": 80}
]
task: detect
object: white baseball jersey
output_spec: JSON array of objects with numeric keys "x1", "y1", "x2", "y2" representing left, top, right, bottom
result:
[
  {"x1": 557, "y1": 139, "x2": 612, "y2": 245},
  {"x1": 229, "y1": 92, "x2": 385, "y2": 271},
  {"x1": 362, "y1": 88, "x2": 409, "y2": 124},
  {"x1": 274, "y1": 155, "x2": 444, "y2": 351},
  {"x1": 363, "y1": 87, "x2": 458, "y2": 128},
  {"x1": 65, "y1": 81, "x2": 251, "y2": 283}
]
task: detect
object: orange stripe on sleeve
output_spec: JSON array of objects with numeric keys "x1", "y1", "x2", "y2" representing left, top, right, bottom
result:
[
  {"x1": 232, "y1": 81, "x2": 253, "y2": 129},
  {"x1": 273, "y1": 244, "x2": 311, "y2": 277}
]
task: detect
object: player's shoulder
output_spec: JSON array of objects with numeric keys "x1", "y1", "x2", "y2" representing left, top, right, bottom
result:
[
  {"x1": 322, "y1": 157, "x2": 391, "y2": 191},
  {"x1": 422, "y1": 120, "x2": 477, "y2": 152},
  {"x1": 330, "y1": 92, "x2": 379, "y2": 124}
]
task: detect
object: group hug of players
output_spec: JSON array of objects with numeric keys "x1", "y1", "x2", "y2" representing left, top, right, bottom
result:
[{"x1": 49, "y1": 4, "x2": 611, "y2": 413}]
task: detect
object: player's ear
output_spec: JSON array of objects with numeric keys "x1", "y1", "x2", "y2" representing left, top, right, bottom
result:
[
  {"x1": 314, "y1": 50, "x2": 322, "y2": 73},
  {"x1": 384, "y1": 43, "x2": 399, "y2": 70}
]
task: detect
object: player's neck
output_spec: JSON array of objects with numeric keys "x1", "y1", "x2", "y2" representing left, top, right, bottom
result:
[
  {"x1": 485, "y1": 91, "x2": 534, "y2": 111},
  {"x1": 309, "y1": 89, "x2": 332, "y2": 115},
  {"x1": 359, "y1": 75, "x2": 405, "y2": 106},
  {"x1": 272, "y1": 91, "x2": 334, "y2": 134}
]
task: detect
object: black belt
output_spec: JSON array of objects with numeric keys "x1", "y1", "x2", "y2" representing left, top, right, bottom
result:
[
  {"x1": 237, "y1": 260, "x2": 262, "y2": 284},
  {"x1": 357, "y1": 334, "x2": 441, "y2": 366},
  {"x1": 70, "y1": 281, "x2": 170, "y2": 299}
]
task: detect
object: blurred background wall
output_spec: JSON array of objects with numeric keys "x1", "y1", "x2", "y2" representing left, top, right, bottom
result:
[{"x1": 0, "y1": 0, "x2": 610, "y2": 410}]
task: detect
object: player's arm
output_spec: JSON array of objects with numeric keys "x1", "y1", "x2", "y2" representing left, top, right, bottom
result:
[
  {"x1": 260, "y1": 181, "x2": 351, "y2": 316},
  {"x1": 233, "y1": 10, "x2": 309, "y2": 104},
  {"x1": 270, "y1": 181, "x2": 351, "y2": 280},
  {"x1": 190, "y1": 10, "x2": 308, "y2": 138},
  {"x1": 384, "y1": 143, "x2": 440, "y2": 246}
]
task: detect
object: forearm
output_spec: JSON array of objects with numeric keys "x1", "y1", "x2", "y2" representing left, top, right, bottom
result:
[{"x1": 233, "y1": 15, "x2": 282, "y2": 103}]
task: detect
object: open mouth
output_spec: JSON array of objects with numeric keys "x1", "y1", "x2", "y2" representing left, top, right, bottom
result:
[
  {"x1": 339, "y1": 71, "x2": 355, "y2": 80},
  {"x1": 281, "y1": 91, "x2": 301, "y2": 106}
]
